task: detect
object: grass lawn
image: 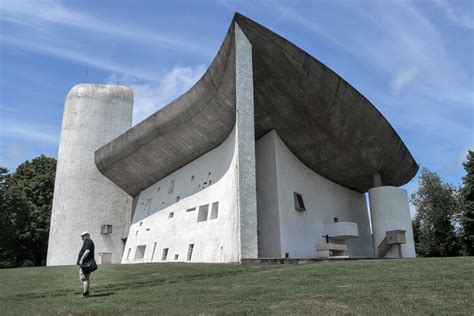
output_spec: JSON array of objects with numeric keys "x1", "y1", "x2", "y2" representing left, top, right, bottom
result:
[{"x1": 0, "y1": 257, "x2": 473, "y2": 315}]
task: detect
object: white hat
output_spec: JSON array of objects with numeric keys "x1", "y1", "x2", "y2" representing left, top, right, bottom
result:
[{"x1": 80, "y1": 231, "x2": 90, "y2": 236}]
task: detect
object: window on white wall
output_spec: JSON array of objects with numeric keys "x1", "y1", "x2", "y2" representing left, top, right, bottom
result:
[
  {"x1": 134, "y1": 245, "x2": 146, "y2": 260},
  {"x1": 187, "y1": 244, "x2": 194, "y2": 261},
  {"x1": 168, "y1": 180, "x2": 175, "y2": 194},
  {"x1": 197, "y1": 205, "x2": 209, "y2": 222},
  {"x1": 169, "y1": 212, "x2": 174, "y2": 218},
  {"x1": 126, "y1": 248, "x2": 131, "y2": 260},
  {"x1": 186, "y1": 207, "x2": 196, "y2": 212},
  {"x1": 294, "y1": 192, "x2": 306, "y2": 211},
  {"x1": 210, "y1": 202, "x2": 219, "y2": 220},
  {"x1": 162, "y1": 248, "x2": 169, "y2": 261},
  {"x1": 151, "y1": 242, "x2": 157, "y2": 261}
]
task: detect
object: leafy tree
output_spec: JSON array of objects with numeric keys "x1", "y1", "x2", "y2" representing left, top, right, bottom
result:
[
  {"x1": 0, "y1": 156, "x2": 56, "y2": 267},
  {"x1": 460, "y1": 150, "x2": 474, "y2": 255},
  {"x1": 411, "y1": 168, "x2": 460, "y2": 257}
]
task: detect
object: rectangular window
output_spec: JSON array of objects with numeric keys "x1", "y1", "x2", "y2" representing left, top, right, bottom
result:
[
  {"x1": 168, "y1": 180, "x2": 175, "y2": 194},
  {"x1": 210, "y1": 202, "x2": 219, "y2": 220},
  {"x1": 126, "y1": 248, "x2": 131, "y2": 260},
  {"x1": 174, "y1": 254, "x2": 179, "y2": 260},
  {"x1": 151, "y1": 242, "x2": 157, "y2": 261},
  {"x1": 134, "y1": 245, "x2": 146, "y2": 260},
  {"x1": 187, "y1": 244, "x2": 194, "y2": 261},
  {"x1": 294, "y1": 192, "x2": 306, "y2": 211},
  {"x1": 169, "y1": 212, "x2": 174, "y2": 218},
  {"x1": 186, "y1": 207, "x2": 196, "y2": 212},
  {"x1": 161, "y1": 248, "x2": 169, "y2": 261},
  {"x1": 191, "y1": 175, "x2": 195, "y2": 181},
  {"x1": 197, "y1": 204, "x2": 209, "y2": 222}
]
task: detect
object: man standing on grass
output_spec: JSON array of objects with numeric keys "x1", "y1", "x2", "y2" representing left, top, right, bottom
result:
[{"x1": 77, "y1": 231, "x2": 95, "y2": 298}]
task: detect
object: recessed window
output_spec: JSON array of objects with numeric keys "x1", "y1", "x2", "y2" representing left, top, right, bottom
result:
[
  {"x1": 169, "y1": 212, "x2": 174, "y2": 218},
  {"x1": 191, "y1": 175, "x2": 195, "y2": 181},
  {"x1": 157, "y1": 186, "x2": 161, "y2": 192},
  {"x1": 139, "y1": 222, "x2": 143, "y2": 226},
  {"x1": 151, "y1": 242, "x2": 157, "y2": 261},
  {"x1": 209, "y1": 180, "x2": 212, "y2": 185},
  {"x1": 285, "y1": 252, "x2": 290, "y2": 258},
  {"x1": 334, "y1": 217, "x2": 339, "y2": 223},
  {"x1": 197, "y1": 204, "x2": 209, "y2": 222},
  {"x1": 187, "y1": 244, "x2": 194, "y2": 261},
  {"x1": 146, "y1": 228, "x2": 150, "y2": 231},
  {"x1": 186, "y1": 207, "x2": 196, "y2": 212},
  {"x1": 294, "y1": 192, "x2": 306, "y2": 211},
  {"x1": 176, "y1": 196, "x2": 180, "y2": 202},
  {"x1": 208, "y1": 172, "x2": 211, "y2": 175},
  {"x1": 135, "y1": 230, "x2": 138, "y2": 236},
  {"x1": 134, "y1": 245, "x2": 146, "y2": 260},
  {"x1": 126, "y1": 248, "x2": 131, "y2": 260},
  {"x1": 210, "y1": 202, "x2": 219, "y2": 220},
  {"x1": 162, "y1": 248, "x2": 169, "y2": 261},
  {"x1": 168, "y1": 180, "x2": 175, "y2": 194},
  {"x1": 174, "y1": 254, "x2": 179, "y2": 260}
]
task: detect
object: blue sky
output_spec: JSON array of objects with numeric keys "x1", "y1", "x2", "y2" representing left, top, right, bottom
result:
[{"x1": 0, "y1": 0, "x2": 472, "y2": 207}]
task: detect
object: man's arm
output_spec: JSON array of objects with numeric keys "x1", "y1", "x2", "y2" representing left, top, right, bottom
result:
[{"x1": 79, "y1": 249, "x2": 90, "y2": 265}]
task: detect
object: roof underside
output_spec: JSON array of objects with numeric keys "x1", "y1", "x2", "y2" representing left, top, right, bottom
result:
[{"x1": 95, "y1": 13, "x2": 418, "y2": 197}]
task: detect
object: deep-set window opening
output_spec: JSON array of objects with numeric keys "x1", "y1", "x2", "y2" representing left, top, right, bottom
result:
[{"x1": 294, "y1": 192, "x2": 306, "y2": 211}]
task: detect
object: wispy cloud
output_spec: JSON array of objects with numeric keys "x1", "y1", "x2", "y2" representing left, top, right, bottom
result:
[
  {"x1": 108, "y1": 65, "x2": 206, "y2": 125},
  {"x1": 390, "y1": 67, "x2": 419, "y2": 95},
  {"x1": 0, "y1": 0, "x2": 212, "y2": 56},
  {"x1": 1, "y1": 117, "x2": 59, "y2": 145},
  {"x1": 435, "y1": 0, "x2": 474, "y2": 30}
]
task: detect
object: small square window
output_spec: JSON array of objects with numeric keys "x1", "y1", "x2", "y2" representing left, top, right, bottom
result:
[
  {"x1": 294, "y1": 192, "x2": 306, "y2": 211},
  {"x1": 174, "y1": 254, "x2": 179, "y2": 260},
  {"x1": 169, "y1": 212, "x2": 174, "y2": 219},
  {"x1": 134, "y1": 245, "x2": 146, "y2": 260},
  {"x1": 176, "y1": 196, "x2": 180, "y2": 202}
]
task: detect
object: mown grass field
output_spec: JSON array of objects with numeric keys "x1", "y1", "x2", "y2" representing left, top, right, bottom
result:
[{"x1": 0, "y1": 257, "x2": 473, "y2": 315}]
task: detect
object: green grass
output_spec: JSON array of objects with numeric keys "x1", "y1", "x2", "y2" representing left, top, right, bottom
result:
[{"x1": 0, "y1": 257, "x2": 473, "y2": 315}]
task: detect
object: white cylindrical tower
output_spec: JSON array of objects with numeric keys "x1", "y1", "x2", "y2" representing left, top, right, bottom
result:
[
  {"x1": 368, "y1": 186, "x2": 416, "y2": 258},
  {"x1": 47, "y1": 84, "x2": 133, "y2": 266}
]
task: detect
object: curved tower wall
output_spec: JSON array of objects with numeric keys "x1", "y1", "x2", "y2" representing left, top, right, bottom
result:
[
  {"x1": 47, "y1": 84, "x2": 133, "y2": 266},
  {"x1": 368, "y1": 186, "x2": 416, "y2": 258}
]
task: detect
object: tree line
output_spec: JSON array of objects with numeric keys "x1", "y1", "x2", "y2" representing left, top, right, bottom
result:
[{"x1": 0, "y1": 152, "x2": 472, "y2": 268}]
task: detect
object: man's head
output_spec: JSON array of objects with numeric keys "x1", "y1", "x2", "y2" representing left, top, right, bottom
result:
[{"x1": 80, "y1": 231, "x2": 90, "y2": 241}]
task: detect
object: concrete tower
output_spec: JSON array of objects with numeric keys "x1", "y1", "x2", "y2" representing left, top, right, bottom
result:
[{"x1": 47, "y1": 84, "x2": 133, "y2": 266}]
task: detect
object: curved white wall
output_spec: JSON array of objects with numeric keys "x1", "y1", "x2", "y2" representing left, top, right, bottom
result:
[
  {"x1": 368, "y1": 186, "x2": 416, "y2": 258},
  {"x1": 122, "y1": 127, "x2": 242, "y2": 264},
  {"x1": 47, "y1": 84, "x2": 133, "y2": 266},
  {"x1": 256, "y1": 130, "x2": 374, "y2": 258}
]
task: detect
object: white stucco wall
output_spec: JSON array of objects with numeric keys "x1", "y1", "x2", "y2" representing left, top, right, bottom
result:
[
  {"x1": 368, "y1": 186, "x2": 416, "y2": 258},
  {"x1": 256, "y1": 130, "x2": 374, "y2": 258},
  {"x1": 47, "y1": 84, "x2": 133, "y2": 266},
  {"x1": 122, "y1": 127, "x2": 241, "y2": 263}
]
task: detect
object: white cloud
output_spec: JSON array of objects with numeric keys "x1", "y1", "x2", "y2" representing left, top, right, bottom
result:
[
  {"x1": 0, "y1": 0, "x2": 211, "y2": 56},
  {"x1": 109, "y1": 65, "x2": 206, "y2": 125},
  {"x1": 435, "y1": 0, "x2": 474, "y2": 30},
  {"x1": 390, "y1": 67, "x2": 419, "y2": 94}
]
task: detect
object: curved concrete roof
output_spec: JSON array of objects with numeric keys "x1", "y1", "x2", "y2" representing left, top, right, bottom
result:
[{"x1": 95, "y1": 13, "x2": 418, "y2": 197}]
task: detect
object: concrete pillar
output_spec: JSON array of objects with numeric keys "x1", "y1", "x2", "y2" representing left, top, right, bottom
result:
[
  {"x1": 235, "y1": 23, "x2": 258, "y2": 259},
  {"x1": 368, "y1": 186, "x2": 416, "y2": 258},
  {"x1": 47, "y1": 84, "x2": 133, "y2": 266}
]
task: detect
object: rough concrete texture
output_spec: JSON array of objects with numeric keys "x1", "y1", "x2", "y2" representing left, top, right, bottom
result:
[
  {"x1": 368, "y1": 186, "x2": 416, "y2": 258},
  {"x1": 47, "y1": 84, "x2": 133, "y2": 266},
  {"x1": 95, "y1": 13, "x2": 418, "y2": 196},
  {"x1": 235, "y1": 24, "x2": 259, "y2": 259}
]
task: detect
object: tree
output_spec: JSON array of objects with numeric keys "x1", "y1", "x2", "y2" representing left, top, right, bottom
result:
[
  {"x1": 411, "y1": 168, "x2": 460, "y2": 257},
  {"x1": 0, "y1": 156, "x2": 56, "y2": 267},
  {"x1": 460, "y1": 150, "x2": 474, "y2": 255}
]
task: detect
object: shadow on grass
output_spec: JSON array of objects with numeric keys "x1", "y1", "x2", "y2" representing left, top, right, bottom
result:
[{"x1": 87, "y1": 292, "x2": 114, "y2": 298}]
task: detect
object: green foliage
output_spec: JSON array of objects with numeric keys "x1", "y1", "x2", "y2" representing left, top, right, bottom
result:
[
  {"x1": 460, "y1": 150, "x2": 474, "y2": 255},
  {"x1": 0, "y1": 156, "x2": 56, "y2": 267},
  {"x1": 411, "y1": 168, "x2": 460, "y2": 257}
]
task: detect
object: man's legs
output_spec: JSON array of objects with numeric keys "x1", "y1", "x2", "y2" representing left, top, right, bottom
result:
[{"x1": 79, "y1": 269, "x2": 91, "y2": 297}]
